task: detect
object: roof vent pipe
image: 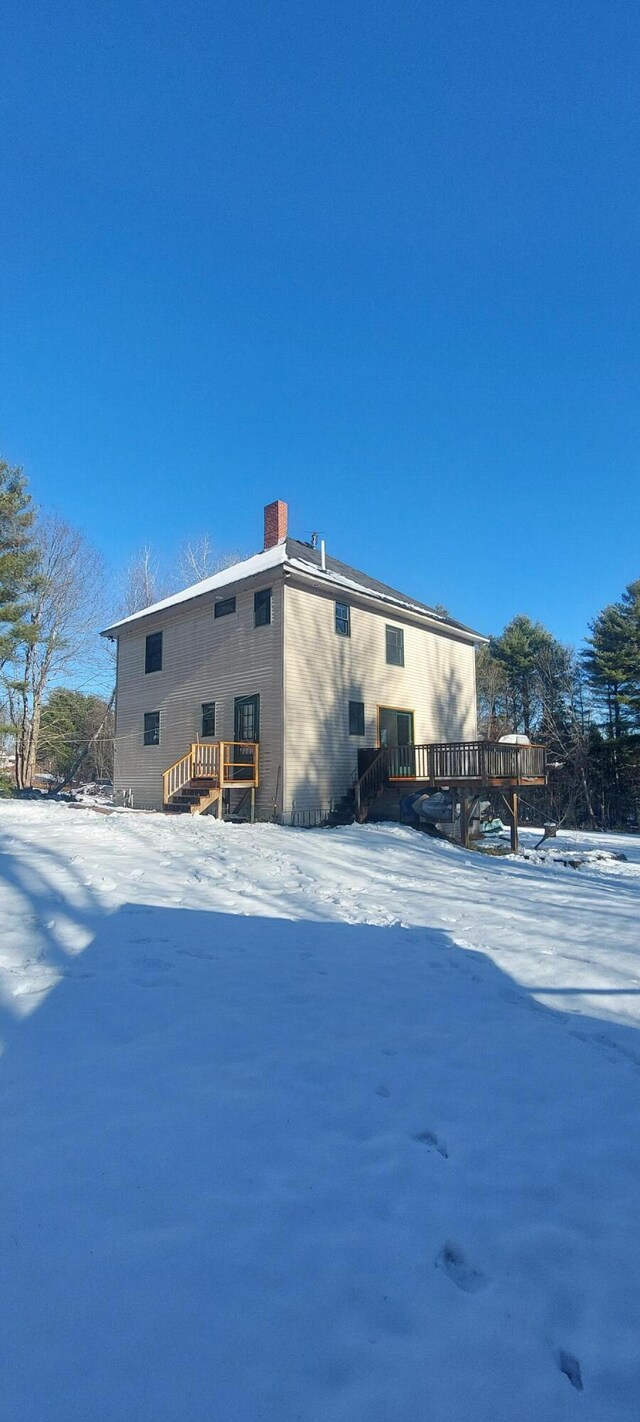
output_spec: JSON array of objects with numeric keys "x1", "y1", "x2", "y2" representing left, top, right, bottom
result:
[{"x1": 320, "y1": 539, "x2": 326, "y2": 572}]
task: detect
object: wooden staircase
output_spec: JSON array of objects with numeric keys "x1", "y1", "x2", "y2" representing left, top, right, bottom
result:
[
  {"x1": 162, "y1": 741, "x2": 259, "y2": 817},
  {"x1": 163, "y1": 776, "x2": 222, "y2": 816}
]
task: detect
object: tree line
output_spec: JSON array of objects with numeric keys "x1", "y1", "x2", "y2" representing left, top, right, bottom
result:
[
  {"x1": 1, "y1": 454, "x2": 639, "y2": 827},
  {"x1": 477, "y1": 591, "x2": 640, "y2": 829},
  {"x1": 0, "y1": 459, "x2": 112, "y2": 789},
  {"x1": 0, "y1": 458, "x2": 240, "y2": 792}
]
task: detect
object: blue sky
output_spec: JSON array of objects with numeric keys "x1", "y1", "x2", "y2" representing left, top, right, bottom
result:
[{"x1": 1, "y1": 0, "x2": 638, "y2": 645}]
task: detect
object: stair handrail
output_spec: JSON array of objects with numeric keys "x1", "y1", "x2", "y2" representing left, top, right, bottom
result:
[
  {"x1": 163, "y1": 739, "x2": 259, "y2": 805},
  {"x1": 162, "y1": 746, "x2": 195, "y2": 805},
  {"x1": 354, "y1": 748, "x2": 389, "y2": 821}
]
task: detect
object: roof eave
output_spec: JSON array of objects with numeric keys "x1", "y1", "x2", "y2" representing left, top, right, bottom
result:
[{"x1": 283, "y1": 562, "x2": 487, "y2": 643}]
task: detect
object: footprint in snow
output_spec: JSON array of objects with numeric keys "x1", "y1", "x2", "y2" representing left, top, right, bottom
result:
[
  {"x1": 130, "y1": 936, "x2": 171, "y2": 945},
  {"x1": 556, "y1": 1349, "x2": 583, "y2": 1391},
  {"x1": 413, "y1": 1129, "x2": 448, "y2": 1158},
  {"x1": 436, "y1": 1242, "x2": 487, "y2": 1293},
  {"x1": 500, "y1": 987, "x2": 548, "y2": 1015},
  {"x1": 571, "y1": 1029, "x2": 640, "y2": 1069},
  {"x1": 131, "y1": 976, "x2": 181, "y2": 989}
]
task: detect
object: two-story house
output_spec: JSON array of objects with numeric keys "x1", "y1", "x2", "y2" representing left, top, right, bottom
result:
[{"x1": 102, "y1": 501, "x2": 486, "y2": 823}]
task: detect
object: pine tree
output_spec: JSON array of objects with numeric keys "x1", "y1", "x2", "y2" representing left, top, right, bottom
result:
[
  {"x1": 39, "y1": 687, "x2": 114, "y2": 783},
  {"x1": 583, "y1": 580, "x2": 640, "y2": 826},
  {"x1": 488, "y1": 615, "x2": 555, "y2": 735},
  {"x1": 0, "y1": 459, "x2": 38, "y2": 668},
  {"x1": 619, "y1": 580, "x2": 640, "y2": 726},
  {"x1": 583, "y1": 602, "x2": 630, "y2": 739}
]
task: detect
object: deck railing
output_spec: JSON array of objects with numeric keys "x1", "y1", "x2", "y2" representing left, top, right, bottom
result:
[
  {"x1": 382, "y1": 740, "x2": 546, "y2": 784},
  {"x1": 162, "y1": 740, "x2": 259, "y2": 805},
  {"x1": 354, "y1": 740, "x2": 546, "y2": 820}
]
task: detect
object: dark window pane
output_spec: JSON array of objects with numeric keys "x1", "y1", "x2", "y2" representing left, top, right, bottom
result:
[
  {"x1": 254, "y1": 588, "x2": 272, "y2": 627},
  {"x1": 214, "y1": 597, "x2": 236, "y2": 619},
  {"x1": 145, "y1": 631, "x2": 163, "y2": 674},
  {"x1": 233, "y1": 695, "x2": 260, "y2": 779},
  {"x1": 201, "y1": 702, "x2": 216, "y2": 737},
  {"x1": 143, "y1": 711, "x2": 160, "y2": 746},
  {"x1": 385, "y1": 625, "x2": 404, "y2": 666},
  {"x1": 234, "y1": 694, "x2": 260, "y2": 742},
  {"x1": 348, "y1": 700, "x2": 365, "y2": 736},
  {"x1": 335, "y1": 601, "x2": 350, "y2": 637},
  {"x1": 397, "y1": 712, "x2": 413, "y2": 745}
]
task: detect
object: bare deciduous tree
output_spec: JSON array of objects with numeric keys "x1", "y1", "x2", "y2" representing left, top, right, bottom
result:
[
  {"x1": 177, "y1": 534, "x2": 245, "y2": 587},
  {"x1": 3, "y1": 516, "x2": 105, "y2": 789},
  {"x1": 117, "y1": 536, "x2": 245, "y2": 618},
  {"x1": 120, "y1": 545, "x2": 165, "y2": 615}
]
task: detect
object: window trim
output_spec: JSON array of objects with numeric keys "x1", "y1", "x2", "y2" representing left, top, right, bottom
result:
[
  {"x1": 348, "y1": 700, "x2": 365, "y2": 736},
  {"x1": 385, "y1": 624, "x2": 405, "y2": 667},
  {"x1": 145, "y1": 630, "x2": 163, "y2": 674},
  {"x1": 143, "y1": 710, "x2": 160, "y2": 746},
  {"x1": 335, "y1": 601, "x2": 351, "y2": 637},
  {"x1": 214, "y1": 597, "x2": 236, "y2": 619},
  {"x1": 376, "y1": 705, "x2": 415, "y2": 749},
  {"x1": 201, "y1": 701, "x2": 216, "y2": 738},
  {"x1": 254, "y1": 587, "x2": 272, "y2": 627}
]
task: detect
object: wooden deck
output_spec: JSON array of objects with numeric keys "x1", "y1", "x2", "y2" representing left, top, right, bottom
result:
[
  {"x1": 162, "y1": 741, "x2": 259, "y2": 815},
  {"x1": 354, "y1": 740, "x2": 547, "y2": 829}
]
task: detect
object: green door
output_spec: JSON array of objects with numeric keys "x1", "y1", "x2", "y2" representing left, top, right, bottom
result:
[
  {"x1": 379, "y1": 708, "x2": 414, "y2": 748},
  {"x1": 379, "y1": 708, "x2": 415, "y2": 777}
]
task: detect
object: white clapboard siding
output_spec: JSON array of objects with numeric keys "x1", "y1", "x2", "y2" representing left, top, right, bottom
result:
[
  {"x1": 113, "y1": 575, "x2": 284, "y2": 814},
  {"x1": 282, "y1": 579, "x2": 478, "y2": 819}
]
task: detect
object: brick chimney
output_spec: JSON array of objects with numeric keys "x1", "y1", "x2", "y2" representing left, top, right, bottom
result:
[{"x1": 263, "y1": 500, "x2": 288, "y2": 550}]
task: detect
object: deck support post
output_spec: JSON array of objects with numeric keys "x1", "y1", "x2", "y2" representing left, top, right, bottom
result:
[
  {"x1": 459, "y1": 792, "x2": 470, "y2": 849},
  {"x1": 250, "y1": 787, "x2": 256, "y2": 824},
  {"x1": 509, "y1": 791, "x2": 519, "y2": 853}
]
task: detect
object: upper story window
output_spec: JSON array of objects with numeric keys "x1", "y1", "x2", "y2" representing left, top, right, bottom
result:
[
  {"x1": 335, "y1": 601, "x2": 350, "y2": 637},
  {"x1": 145, "y1": 631, "x2": 163, "y2": 674},
  {"x1": 143, "y1": 711, "x2": 160, "y2": 746},
  {"x1": 254, "y1": 588, "x2": 272, "y2": 627},
  {"x1": 385, "y1": 625, "x2": 404, "y2": 667},
  {"x1": 214, "y1": 597, "x2": 236, "y2": 619},
  {"x1": 348, "y1": 700, "x2": 365, "y2": 736},
  {"x1": 201, "y1": 702, "x2": 216, "y2": 737}
]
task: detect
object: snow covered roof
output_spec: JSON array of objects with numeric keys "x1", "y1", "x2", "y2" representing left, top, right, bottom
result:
[
  {"x1": 101, "y1": 544, "x2": 288, "y2": 635},
  {"x1": 102, "y1": 537, "x2": 486, "y2": 641},
  {"x1": 285, "y1": 539, "x2": 486, "y2": 640}
]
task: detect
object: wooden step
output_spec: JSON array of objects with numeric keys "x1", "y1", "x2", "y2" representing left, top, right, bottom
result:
[{"x1": 163, "y1": 778, "x2": 223, "y2": 816}]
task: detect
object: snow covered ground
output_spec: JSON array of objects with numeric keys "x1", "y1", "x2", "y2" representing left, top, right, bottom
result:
[{"x1": 1, "y1": 802, "x2": 639, "y2": 1421}]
